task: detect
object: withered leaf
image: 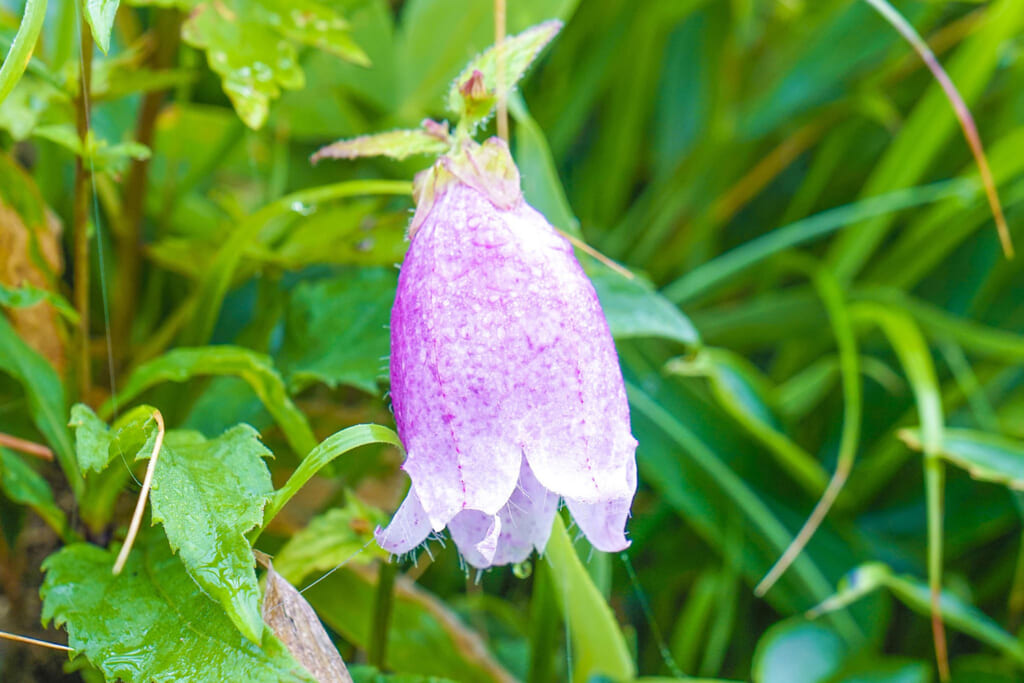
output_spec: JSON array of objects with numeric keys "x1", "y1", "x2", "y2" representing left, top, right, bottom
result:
[{"x1": 262, "y1": 559, "x2": 353, "y2": 683}]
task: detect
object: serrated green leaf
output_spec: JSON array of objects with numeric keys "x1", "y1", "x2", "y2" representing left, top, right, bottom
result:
[
  {"x1": 311, "y1": 128, "x2": 449, "y2": 163},
  {"x1": 182, "y1": 0, "x2": 367, "y2": 129},
  {"x1": 448, "y1": 21, "x2": 561, "y2": 131},
  {"x1": 41, "y1": 530, "x2": 313, "y2": 683},
  {"x1": 143, "y1": 425, "x2": 274, "y2": 643},
  {"x1": 84, "y1": 0, "x2": 121, "y2": 54},
  {"x1": 900, "y1": 427, "x2": 1024, "y2": 490},
  {"x1": 0, "y1": 447, "x2": 67, "y2": 535},
  {"x1": 0, "y1": 314, "x2": 79, "y2": 495},
  {"x1": 69, "y1": 403, "x2": 158, "y2": 475},
  {"x1": 277, "y1": 269, "x2": 395, "y2": 395},
  {"x1": 101, "y1": 346, "x2": 317, "y2": 457},
  {"x1": 274, "y1": 502, "x2": 388, "y2": 585},
  {"x1": 183, "y1": 4, "x2": 304, "y2": 129},
  {"x1": 251, "y1": 0, "x2": 368, "y2": 65}
]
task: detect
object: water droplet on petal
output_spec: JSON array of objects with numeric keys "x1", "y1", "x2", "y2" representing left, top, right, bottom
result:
[{"x1": 512, "y1": 560, "x2": 532, "y2": 579}]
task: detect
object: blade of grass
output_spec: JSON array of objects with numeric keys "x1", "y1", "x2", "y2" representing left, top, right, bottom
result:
[
  {"x1": 0, "y1": 0, "x2": 47, "y2": 105},
  {"x1": 850, "y1": 302, "x2": 949, "y2": 681},
  {"x1": 663, "y1": 178, "x2": 972, "y2": 304},
  {"x1": 862, "y1": 0, "x2": 1012, "y2": 258},
  {"x1": 757, "y1": 258, "x2": 862, "y2": 596}
]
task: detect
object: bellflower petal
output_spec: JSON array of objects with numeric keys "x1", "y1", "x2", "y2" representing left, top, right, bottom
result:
[
  {"x1": 375, "y1": 485, "x2": 432, "y2": 555},
  {"x1": 383, "y1": 138, "x2": 638, "y2": 568}
]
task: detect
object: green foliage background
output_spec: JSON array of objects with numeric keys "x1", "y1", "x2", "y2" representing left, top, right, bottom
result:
[{"x1": 1, "y1": 0, "x2": 1024, "y2": 681}]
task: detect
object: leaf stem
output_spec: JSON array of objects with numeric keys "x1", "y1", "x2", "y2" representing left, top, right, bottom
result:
[
  {"x1": 756, "y1": 258, "x2": 862, "y2": 596},
  {"x1": 113, "y1": 410, "x2": 165, "y2": 575},
  {"x1": 0, "y1": 629, "x2": 70, "y2": 652},
  {"x1": 0, "y1": 432, "x2": 54, "y2": 461},
  {"x1": 494, "y1": 0, "x2": 508, "y2": 142}
]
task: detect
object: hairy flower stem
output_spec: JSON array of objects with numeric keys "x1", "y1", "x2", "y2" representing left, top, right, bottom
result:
[
  {"x1": 368, "y1": 560, "x2": 397, "y2": 669},
  {"x1": 73, "y1": 16, "x2": 93, "y2": 401},
  {"x1": 114, "y1": 10, "x2": 181, "y2": 365},
  {"x1": 494, "y1": 0, "x2": 508, "y2": 141}
]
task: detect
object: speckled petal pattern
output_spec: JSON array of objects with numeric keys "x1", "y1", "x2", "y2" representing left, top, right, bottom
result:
[{"x1": 383, "y1": 138, "x2": 638, "y2": 567}]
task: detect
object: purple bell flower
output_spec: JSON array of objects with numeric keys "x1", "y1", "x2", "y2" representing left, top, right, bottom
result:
[{"x1": 376, "y1": 138, "x2": 637, "y2": 569}]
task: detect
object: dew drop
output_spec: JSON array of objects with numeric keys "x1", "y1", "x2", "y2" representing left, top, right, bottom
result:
[
  {"x1": 512, "y1": 560, "x2": 532, "y2": 579},
  {"x1": 290, "y1": 201, "x2": 315, "y2": 216}
]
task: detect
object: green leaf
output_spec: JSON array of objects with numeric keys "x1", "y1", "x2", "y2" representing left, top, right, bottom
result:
[
  {"x1": 263, "y1": 424, "x2": 402, "y2": 530},
  {"x1": 543, "y1": 515, "x2": 635, "y2": 682},
  {"x1": 509, "y1": 94, "x2": 579, "y2": 236},
  {"x1": 348, "y1": 667, "x2": 458, "y2": 683},
  {"x1": 0, "y1": 314, "x2": 79, "y2": 495},
  {"x1": 662, "y1": 179, "x2": 974, "y2": 304},
  {"x1": 182, "y1": 179, "x2": 411, "y2": 347},
  {"x1": 752, "y1": 618, "x2": 929, "y2": 683},
  {"x1": 182, "y1": 0, "x2": 367, "y2": 129},
  {"x1": 900, "y1": 427, "x2": 1024, "y2": 490},
  {"x1": 0, "y1": 281, "x2": 79, "y2": 324},
  {"x1": 809, "y1": 563, "x2": 1024, "y2": 666},
  {"x1": 0, "y1": 76, "x2": 69, "y2": 141},
  {"x1": 273, "y1": 502, "x2": 388, "y2": 585},
  {"x1": 141, "y1": 425, "x2": 275, "y2": 643},
  {"x1": 32, "y1": 125, "x2": 151, "y2": 173},
  {"x1": 588, "y1": 263, "x2": 700, "y2": 347},
  {"x1": 69, "y1": 403, "x2": 158, "y2": 475},
  {"x1": 0, "y1": 447, "x2": 67, "y2": 535},
  {"x1": 311, "y1": 127, "x2": 449, "y2": 163},
  {"x1": 753, "y1": 619, "x2": 847, "y2": 683},
  {"x1": 277, "y1": 269, "x2": 396, "y2": 395},
  {"x1": 448, "y1": 21, "x2": 562, "y2": 131},
  {"x1": 84, "y1": 0, "x2": 121, "y2": 53},
  {"x1": 101, "y1": 346, "x2": 318, "y2": 457},
  {"x1": 667, "y1": 347, "x2": 828, "y2": 496},
  {"x1": 0, "y1": 0, "x2": 47, "y2": 106},
  {"x1": 41, "y1": 531, "x2": 314, "y2": 682}
]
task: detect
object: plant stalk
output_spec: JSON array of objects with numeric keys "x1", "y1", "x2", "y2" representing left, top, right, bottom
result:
[
  {"x1": 73, "y1": 16, "x2": 94, "y2": 401},
  {"x1": 114, "y1": 10, "x2": 181, "y2": 363},
  {"x1": 368, "y1": 560, "x2": 397, "y2": 670}
]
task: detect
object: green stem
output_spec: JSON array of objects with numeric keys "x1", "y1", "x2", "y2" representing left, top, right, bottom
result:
[
  {"x1": 114, "y1": 9, "x2": 182, "y2": 366},
  {"x1": 368, "y1": 560, "x2": 397, "y2": 670},
  {"x1": 925, "y1": 455, "x2": 949, "y2": 681},
  {"x1": 0, "y1": 0, "x2": 47, "y2": 105},
  {"x1": 73, "y1": 16, "x2": 94, "y2": 401}
]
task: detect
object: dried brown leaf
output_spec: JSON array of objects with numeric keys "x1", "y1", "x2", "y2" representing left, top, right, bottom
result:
[{"x1": 262, "y1": 560, "x2": 353, "y2": 683}]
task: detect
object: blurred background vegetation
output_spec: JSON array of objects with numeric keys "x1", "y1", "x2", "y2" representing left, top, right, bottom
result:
[{"x1": 1, "y1": 0, "x2": 1024, "y2": 681}]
